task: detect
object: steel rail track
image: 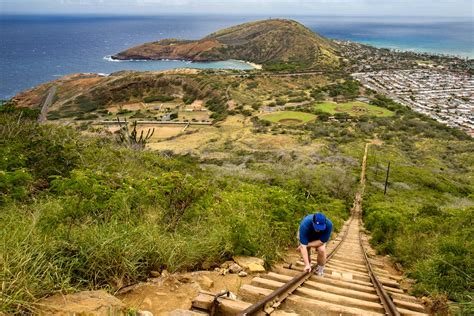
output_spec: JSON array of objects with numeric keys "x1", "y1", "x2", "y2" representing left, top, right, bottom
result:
[
  {"x1": 358, "y1": 216, "x2": 401, "y2": 316},
  {"x1": 237, "y1": 217, "x2": 354, "y2": 316},
  {"x1": 238, "y1": 142, "x2": 401, "y2": 316}
]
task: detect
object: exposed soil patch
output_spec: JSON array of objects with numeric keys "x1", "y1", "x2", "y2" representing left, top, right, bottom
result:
[
  {"x1": 108, "y1": 102, "x2": 145, "y2": 113},
  {"x1": 188, "y1": 100, "x2": 204, "y2": 110},
  {"x1": 117, "y1": 270, "x2": 253, "y2": 315},
  {"x1": 278, "y1": 118, "x2": 303, "y2": 125},
  {"x1": 333, "y1": 105, "x2": 384, "y2": 116}
]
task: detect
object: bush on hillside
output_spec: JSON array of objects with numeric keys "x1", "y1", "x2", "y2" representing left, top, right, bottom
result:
[{"x1": 0, "y1": 111, "x2": 351, "y2": 313}]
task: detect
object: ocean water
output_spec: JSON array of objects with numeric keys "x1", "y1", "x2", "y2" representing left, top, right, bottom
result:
[
  {"x1": 299, "y1": 16, "x2": 474, "y2": 58},
  {"x1": 0, "y1": 15, "x2": 472, "y2": 99}
]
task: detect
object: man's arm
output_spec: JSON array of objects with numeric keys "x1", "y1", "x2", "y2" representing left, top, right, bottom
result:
[
  {"x1": 299, "y1": 240, "x2": 324, "y2": 272},
  {"x1": 299, "y1": 244, "x2": 312, "y2": 272},
  {"x1": 307, "y1": 239, "x2": 324, "y2": 248}
]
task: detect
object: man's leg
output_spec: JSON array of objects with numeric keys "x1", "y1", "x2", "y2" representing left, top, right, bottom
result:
[
  {"x1": 315, "y1": 243, "x2": 326, "y2": 276},
  {"x1": 316, "y1": 243, "x2": 326, "y2": 266}
]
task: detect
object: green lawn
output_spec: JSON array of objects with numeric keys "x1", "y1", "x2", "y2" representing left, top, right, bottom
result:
[
  {"x1": 260, "y1": 111, "x2": 317, "y2": 125},
  {"x1": 315, "y1": 101, "x2": 394, "y2": 117}
]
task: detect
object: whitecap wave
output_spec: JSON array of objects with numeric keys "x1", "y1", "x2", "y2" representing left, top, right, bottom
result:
[
  {"x1": 103, "y1": 55, "x2": 150, "y2": 62},
  {"x1": 103, "y1": 55, "x2": 121, "y2": 62},
  {"x1": 104, "y1": 55, "x2": 195, "y2": 63}
]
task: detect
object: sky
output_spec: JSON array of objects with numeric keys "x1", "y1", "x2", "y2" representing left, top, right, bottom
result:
[{"x1": 0, "y1": 0, "x2": 473, "y2": 17}]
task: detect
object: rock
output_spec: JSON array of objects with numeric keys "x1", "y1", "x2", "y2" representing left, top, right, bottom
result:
[
  {"x1": 229, "y1": 263, "x2": 243, "y2": 274},
  {"x1": 162, "y1": 269, "x2": 170, "y2": 277},
  {"x1": 216, "y1": 268, "x2": 229, "y2": 276},
  {"x1": 177, "y1": 275, "x2": 193, "y2": 283},
  {"x1": 238, "y1": 271, "x2": 248, "y2": 277},
  {"x1": 137, "y1": 311, "x2": 154, "y2": 316},
  {"x1": 197, "y1": 275, "x2": 214, "y2": 290},
  {"x1": 141, "y1": 297, "x2": 153, "y2": 310},
  {"x1": 37, "y1": 290, "x2": 126, "y2": 316},
  {"x1": 150, "y1": 270, "x2": 161, "y2": 277},
  {"x1": 147, "y1": 277, "x2": 161, "y2": 284},
  {"x1": 248, "y1": 263, "x2": 265, "y2": 273},
  {"x1": 201, "y1": 261, "x2": 213, "y2": 270},
  {"x1": 220, "y1": 260, "x2": 235, "y2": 269},
  {"x1": 233, "y1": 256, "x2": 265, "y2": 269}
]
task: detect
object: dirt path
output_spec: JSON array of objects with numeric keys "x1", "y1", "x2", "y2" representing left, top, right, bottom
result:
[{"x1": 37, "y1": 86, "x2": 56, "y2": 123}]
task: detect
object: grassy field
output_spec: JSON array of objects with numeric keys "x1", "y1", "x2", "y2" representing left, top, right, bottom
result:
[
  {"x1": 315, "y1": 101, "x2": 394, "y2": 117},
  {"x1": 260, "y1": 111, "x2": 317, "y2": 125}
]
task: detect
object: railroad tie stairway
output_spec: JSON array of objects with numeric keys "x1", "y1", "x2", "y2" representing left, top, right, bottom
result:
[{"x1": 182, "y1": 143, "x2": 429, "y2": 316}]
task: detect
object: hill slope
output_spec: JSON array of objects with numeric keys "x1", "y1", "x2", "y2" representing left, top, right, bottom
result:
[{"x1": 112, "y1": 19, "x2": 340, "y2": 68}]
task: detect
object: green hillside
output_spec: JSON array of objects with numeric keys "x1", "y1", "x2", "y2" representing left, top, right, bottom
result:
[
  {"x1": 112, "y1": 19, "x2": 340, "y2": 70},
  {"x1": 4, "y1": 68, "x2": 473, "y2": 314}
]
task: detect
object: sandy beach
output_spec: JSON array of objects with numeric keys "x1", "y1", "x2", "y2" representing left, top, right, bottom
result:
[{"x1": 243, "y1": 61, "x2": 263, "y2": 69}]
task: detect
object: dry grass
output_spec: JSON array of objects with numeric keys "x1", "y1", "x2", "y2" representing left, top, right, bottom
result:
[
  {"x1": 147, "y1": 115, "x2": 324, "y2": 160},
  {"x1": 108, "y1": 102, "x2": 145, "y2": 113},
  {"x1": 138, "y1": 126, "x2": 186, "y2": 140}
]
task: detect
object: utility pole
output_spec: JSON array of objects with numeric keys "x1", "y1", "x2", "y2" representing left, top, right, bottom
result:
[
  {"x1": 384, "y1": 161, "x2": 391, "y2": 195},
  {"x1": 373, "y1": 150, "x2": 377, "y2": 179}
]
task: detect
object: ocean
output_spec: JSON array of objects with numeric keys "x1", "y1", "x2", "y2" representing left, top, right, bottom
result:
[{"x1": 0, "y1": 15, "x2": 473, "y2": 99}]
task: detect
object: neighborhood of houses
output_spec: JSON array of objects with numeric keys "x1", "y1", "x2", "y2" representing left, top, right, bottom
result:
[{"x1": 353, "y1": 70, "x2": 474, "y2": 136}]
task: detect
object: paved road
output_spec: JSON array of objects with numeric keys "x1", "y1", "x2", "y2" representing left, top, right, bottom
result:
[{"x1": 38, "y1": 86, "x2": 57, "y2": 123}]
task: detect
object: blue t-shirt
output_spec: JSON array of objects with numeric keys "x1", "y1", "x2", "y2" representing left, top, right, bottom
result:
[{"x1": 299, "y1": 214, "x2": 333, "y2": 245}]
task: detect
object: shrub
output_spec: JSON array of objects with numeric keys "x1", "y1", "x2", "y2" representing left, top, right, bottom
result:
[
  {"x1": 364, "y1": 144, "x2": 473, "y2": 306},
  {"x1": 0, "y1": 169, "x2": 33, "y2": 203},
  {"x1": 143, "y1": 95, "x2": 175, "y2": 103}
]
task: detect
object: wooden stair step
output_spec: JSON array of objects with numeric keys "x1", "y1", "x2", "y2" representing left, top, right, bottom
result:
[
  {"x1": 264, "y1": 272, "x2": 376, "y2": 294},
  {"x1": 294, "y1": 286, "x2": 385, "y2": 313}
]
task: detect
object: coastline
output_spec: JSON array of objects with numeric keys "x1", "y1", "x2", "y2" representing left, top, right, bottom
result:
[
  {"x1": 239, "y1": 60, "x2": 263, "y2": 70},
  {"x1": 105, "y1": 55, "x2": 261, "y2": 69},
  {"x1": 363, "y1": 42, "x2": 474, "y2": 60}
]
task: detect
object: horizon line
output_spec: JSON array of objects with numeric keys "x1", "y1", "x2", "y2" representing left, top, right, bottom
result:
[{"x1": 1, "y1": 13, "x2": 473, "y2": 19}]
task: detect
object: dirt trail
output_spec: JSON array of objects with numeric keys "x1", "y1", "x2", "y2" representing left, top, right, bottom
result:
[{"x1": 37, "y1": 86, "x2": 56, "y2": 123}]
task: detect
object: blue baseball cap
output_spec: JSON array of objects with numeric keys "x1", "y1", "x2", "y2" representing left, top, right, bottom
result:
[{"x1": 313, "y1": 213, "x2": 327, "y2": 231}]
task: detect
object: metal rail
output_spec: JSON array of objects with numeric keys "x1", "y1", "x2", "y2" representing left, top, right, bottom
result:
[
  {"x1": 238, "y1": 143, "x2": 401, "y2": 316},
  {"x1": 237, "y1": 217, "x2": 353, "y2": 316},
  {"x1": 359, "y1": 218, "x2": 400, "y2": 316}
]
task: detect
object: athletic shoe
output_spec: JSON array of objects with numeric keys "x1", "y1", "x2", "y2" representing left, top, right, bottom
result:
[{"x1": 316, "y1": 265, "x2": 325, "y2": 276}]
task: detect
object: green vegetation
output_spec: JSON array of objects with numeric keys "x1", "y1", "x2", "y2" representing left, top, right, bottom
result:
[
  {"x1": 314, "y1": 101, "x2": 394, "y2": 117},
  {"x1": 32, "y1": 74, "x2": 228, "y2": 121},
  {"x1": 326, "y1": 79, "x2": 360, "y2": 100},
  {"x1": 363, "y1": 144, "x2": 473, "y2": 312},
  {"x1": 324, "y1": 96, "x2": 472, "y2": 311},
  {"x1": 143, "y1": 95, "x2": 175, "y2": 103},
  {"x1": 279, "y1": 94, "x2": 473, "y2": 312},
  {"x1": 114, "y1": 19, "x2": 339, "y2": 69},
  {"x1": 260, "y1": 111, "x2": 317, "y2": 125},
  {"x1": 8, "y1": 65, "x2": 473, "y2": 313},
  {"x1": 263, "y1": 61, "x2": 310, "y2": 72},
  {"x1": 0, "y1": 109, "x2": 353, "y2": 314}
]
